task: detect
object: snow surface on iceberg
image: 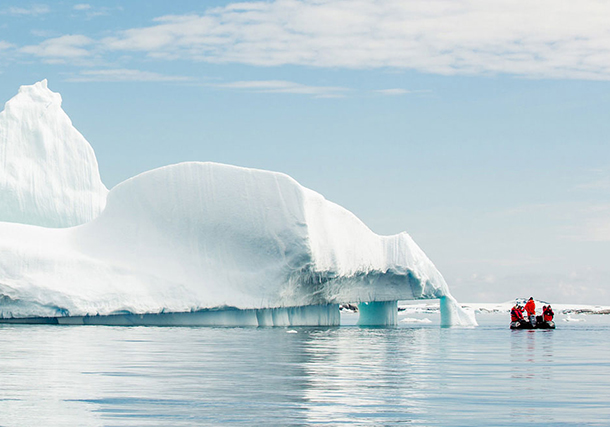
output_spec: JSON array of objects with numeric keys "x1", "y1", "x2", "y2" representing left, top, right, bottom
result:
[
  {"x1": 0, "y1": 80, "x2": 108, "y2": 227},
  {"x1": 0, "y1": 81, "x2": 475, "y2": 327}
]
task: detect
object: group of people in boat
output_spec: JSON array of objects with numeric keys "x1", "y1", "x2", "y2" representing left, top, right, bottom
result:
[{"x1": 510, "y1": 297, "x2": 555, "y2": 329}]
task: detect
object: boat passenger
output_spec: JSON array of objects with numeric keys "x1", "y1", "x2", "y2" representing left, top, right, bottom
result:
[
  {"x1": 543, "y1": 305, "x2": 554, "y2": 322},
  {"x1": 537, "y1": 305, "x2": 547, "y2": 324},
  {"x1": 524, "y1": 297, "x2": 536, "y2": 326},
  {"x1": 511, "y1": 304, "x2": 525, "y2": 323}
]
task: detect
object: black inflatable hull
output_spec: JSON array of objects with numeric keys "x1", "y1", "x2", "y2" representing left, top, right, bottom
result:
[{"x1": 510, "y1": 320, "x2": 555, "y2": 329}]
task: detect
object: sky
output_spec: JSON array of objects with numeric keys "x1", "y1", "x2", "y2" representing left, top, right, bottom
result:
[{"x1": 1, "y1": 0, "x2": 609, "y2": 303}]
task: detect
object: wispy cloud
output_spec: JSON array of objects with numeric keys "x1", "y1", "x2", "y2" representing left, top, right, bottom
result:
[
  {"x1": 65, "y1": 68, "x2": 192, "y2": 82},
  {"x1": 72, "y1": 4, "x2": 120, "y2": 19},
  {"x1": 0, "y1": 4, "x2": 50, "y2": 16},
  {"x1": 88, "y1": 0, "x2": 610, "y2": 80},
  {"x1": 374, "y1": 89, "x2": 411, "y2": 96},
  {"x1": 13, "y1": 0, "x2": 610, "y2": 80},
  {"x1": 0, "y1": 41, "x2": 13, "y2": 51},
  {"x1": 21, "y1": 35, "x2": 93, "y2": 59},
  {"x1": 213, "y1": 80, "x2": 349, "y2": 98}
]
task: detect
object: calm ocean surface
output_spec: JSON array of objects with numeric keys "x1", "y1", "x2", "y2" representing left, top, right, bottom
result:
[{"x1": 1, "y1": 312, "x2": 609, "y2": 426}]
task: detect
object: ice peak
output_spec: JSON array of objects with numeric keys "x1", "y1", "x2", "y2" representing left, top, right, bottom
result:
[
  {"x1": 25, "y1": 79, "x2": 49, "y2": 90},
  {"x1": 12, "y1": 79, "x2": 62, "y2": 110},
  {"x1": 0, "y1": 80, "x2": 108, "y2": 228}
]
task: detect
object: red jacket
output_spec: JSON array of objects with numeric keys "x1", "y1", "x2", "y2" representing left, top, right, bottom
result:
[
  {"x1": 543, "y1": 308, "x2": 554, "y2": 321},
  {"x1": 524, "y1": 300, "x2": 536, "y2": 316},
  {"x1": 511, "y1": 307, "x2": 524, "y2": 322}
]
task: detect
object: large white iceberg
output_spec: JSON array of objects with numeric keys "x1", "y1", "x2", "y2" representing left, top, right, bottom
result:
[{"x1": 0, "y1": 81, "x2": 475, "y2": 327}]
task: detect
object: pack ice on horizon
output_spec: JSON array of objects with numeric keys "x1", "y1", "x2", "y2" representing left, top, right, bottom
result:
[{"x1": 0, "y1": 80, "x2": 476, "y2": 327}]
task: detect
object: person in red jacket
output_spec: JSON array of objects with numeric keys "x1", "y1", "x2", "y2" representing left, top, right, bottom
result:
[
  {"x1": 511, "y1": 304, "x2": 525, "y2": 323},
  {"x1": 543, "y1": 305, "x2": 554, "y2": 322},
  {"x1": 524, "y1": 297, "x2": 536, "y2": 326}
]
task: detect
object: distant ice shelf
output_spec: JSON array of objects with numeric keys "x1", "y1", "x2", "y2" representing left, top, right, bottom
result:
[{"x1": 0, "y1": 80, "x2": 477, "y2": 327}]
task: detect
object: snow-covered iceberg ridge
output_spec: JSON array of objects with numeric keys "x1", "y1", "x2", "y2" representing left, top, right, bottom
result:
[{"x1": 0, "y1": 81, "x2": 476, "y2": 327}]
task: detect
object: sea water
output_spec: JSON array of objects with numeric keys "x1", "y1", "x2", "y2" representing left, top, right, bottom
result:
[{"x1": 1, "y1": 313, "x2": 609, "y2": 426}]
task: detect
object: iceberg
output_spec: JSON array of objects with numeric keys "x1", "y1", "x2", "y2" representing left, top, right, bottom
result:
[{"x1": 0, "y1": 81, "x2": 476, "y2": 327}]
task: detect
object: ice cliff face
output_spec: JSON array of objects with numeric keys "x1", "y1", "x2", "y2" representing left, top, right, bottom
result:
[
  {"x1": 0, "y1": 80, "x2": 108, "y2": 227},
  {"x1": 0, "y1": 81, "x2": 475, "y2": 326}
]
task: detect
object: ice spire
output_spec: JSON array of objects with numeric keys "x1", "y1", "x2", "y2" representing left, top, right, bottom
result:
[{"x1": 0, "y1": 80, "x2": 108, "y2": 227}]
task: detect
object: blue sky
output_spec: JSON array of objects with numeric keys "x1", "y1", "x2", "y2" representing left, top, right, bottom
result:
[{"x1": 1, "y1": 0, "x2": 609, "y2": 303}]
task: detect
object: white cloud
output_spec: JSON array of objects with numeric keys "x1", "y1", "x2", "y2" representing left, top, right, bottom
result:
[
  {"x1": 375, "y1": 89, "x2": 411, "y2": 96},
  {"x1": 73, "y1": 4, "x2": 91, "y2": 11},
  {"x1": 21, "y1": 35, "x2": 92, "y2": 58},
  {"x1": 91, "y1": 0, "x2": 610, "y2": 80},
  {"x1": 65, "y1": 68, "x2": 192, "y2": 82},
  {"x1": 0, "y1": 41, "x2": 13, "y2": 50},
  {"x1": 1, "y1": 4, "x2": 50, "y2": 16},
  {"x1": 72, "y1": 4, "x2": 118, "y2": 19},
  {"x1": 213, "y1": 80, "x2": 349, "y2": 97}
]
